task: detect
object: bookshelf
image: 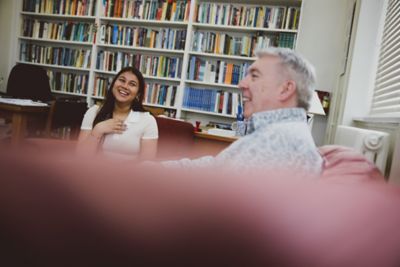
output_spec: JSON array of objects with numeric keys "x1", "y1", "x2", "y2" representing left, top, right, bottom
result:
[{"x1": 16, "y1": 0, "x2": 302, "y2": 126}]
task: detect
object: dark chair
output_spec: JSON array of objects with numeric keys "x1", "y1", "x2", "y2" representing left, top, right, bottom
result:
[
  {"x1": 1, "y1": 64, "x2": 53, "y2": 138},
  {"x1": 6, "y1": 63, "x2": 52, "y2": 102},
  {"x1": 46, "y1": 98, "x2": 88, "y2": 140},
  {"x1": 2, "y1": 64, "x2": 87, "y2": 140},
  {"x1": 155, "y1": 116, "x2": 195, "y2": 159}
]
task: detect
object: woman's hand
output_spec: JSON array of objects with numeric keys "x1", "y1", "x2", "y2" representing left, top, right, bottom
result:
[{"x1": 91, "y1": 118, "x2": 127, "y2": 138}]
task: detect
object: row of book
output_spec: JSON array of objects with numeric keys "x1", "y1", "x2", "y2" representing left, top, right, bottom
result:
[
  {"x1": 93, "y1": 75, "x2": 113, "y2": 97},
  {"x1": 99, "y1": 24, "x2": 186, "y2": 50},
  {"x1": 183, "y1": 87, "x2": 242, "y2": 116},
  {"x1": 195, "y1": 3, "x2": 300, "y2": 30},
  {"x1": 192, "y1": 31, "x2": 296, "y2": 57},
  {"x1": 144, "y1": 83, "x2": 177, "y2": 107},
  {"x1": 277, "y1": 33, "x2": 296, "y2": 49},
  {"x1": 96, "y1": 50, "x2": 182, "y2": 79},
  {"x1": 22, "y1": 0, "x2": 96, "y2": 16},
  {"x1": 188, "y1": 56, "x2": 250, "y2": 86},
  {"x1": 47, "y1": 70, "x2": 89, "y2": 94},
  {"x1": 20, "y1": 43, "x2": 91, "y2": 68},
  {"x1": 22, "y1": 19, "x2": 94, "y2": 43},
  {"x1": 101, "y1": 0, "x2": 191, "y2": 21}
]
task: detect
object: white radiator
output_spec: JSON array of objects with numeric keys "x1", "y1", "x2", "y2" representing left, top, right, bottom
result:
[{"x1": 334, "y1": 125, "x2": 390, "y2": 173}]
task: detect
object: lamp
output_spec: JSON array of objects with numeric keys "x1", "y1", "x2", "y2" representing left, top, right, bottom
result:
[
  {"x1": 308, "y1": 91, "x2": 326, "y2": 116},
  {"x1": 307, "y1": 91, "x2": 325, "y2": 128}
]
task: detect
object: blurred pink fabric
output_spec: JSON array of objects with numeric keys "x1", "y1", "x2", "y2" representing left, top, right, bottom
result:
[{"x1": 0, "y1": 143, "x2": 399, "y2": 266}]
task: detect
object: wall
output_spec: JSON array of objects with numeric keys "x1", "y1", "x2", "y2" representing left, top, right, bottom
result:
[
  {"x1": 340, "y1": 0, "x2": 386, "y2": 126},
  {"x1": 296, "y1": 0, "x2": 354, "y2": 146},
  {"x1": 0, "y1": 0, "x2": 19, "y2": 93}
]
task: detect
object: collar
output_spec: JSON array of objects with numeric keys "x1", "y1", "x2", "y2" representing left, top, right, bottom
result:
[
  {"x1": 246, "y1": 108, "x2": 307, "y2": 134},
  {"x1": 125, "y1": 110, "x2": 142, "y2": 123}
]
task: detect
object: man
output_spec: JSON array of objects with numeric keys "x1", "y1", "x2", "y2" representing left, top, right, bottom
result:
[{"x1": 164, "y1": 47, "x2": 323, "y2": 174}]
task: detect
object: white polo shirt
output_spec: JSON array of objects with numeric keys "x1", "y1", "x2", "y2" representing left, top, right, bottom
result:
[{"x1": 81, "y1": 105, "x2": 158, "y2": 157}]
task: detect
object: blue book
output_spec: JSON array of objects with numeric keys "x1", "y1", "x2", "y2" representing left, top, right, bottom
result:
[{"x1": 112, "y1": 25, "x2": 118, "y2": 44}]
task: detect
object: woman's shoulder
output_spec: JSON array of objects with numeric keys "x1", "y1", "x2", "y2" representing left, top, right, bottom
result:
[{"x1": 84, "y1": 104, "x2": 100, "y2": 115}]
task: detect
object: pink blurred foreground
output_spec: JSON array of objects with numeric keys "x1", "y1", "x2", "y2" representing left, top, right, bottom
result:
[{"x1": 0, "y1": 143, "x2": 399, "y2": 267}]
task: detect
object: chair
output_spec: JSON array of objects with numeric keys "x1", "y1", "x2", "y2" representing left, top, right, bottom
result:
[
  {"x1": 333, "y1": 125, "x2": 390, "y2": 174},
  {"x1": 46, "y1": 98, "x2": 87, "y2": 140},
  {"x1": 0, "y1": 64, "x2": 53, "y2": 139},
  {"x1": 6, "y1": 63, "x2": 52, "y2": 102},
  {"x1": 155, "y1": 116, "x2": 195, "y2": 159}
]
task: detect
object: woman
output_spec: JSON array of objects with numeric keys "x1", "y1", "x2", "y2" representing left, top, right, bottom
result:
[{"x1": 77, "y1": 66, "x2": 158, "y2": 160}]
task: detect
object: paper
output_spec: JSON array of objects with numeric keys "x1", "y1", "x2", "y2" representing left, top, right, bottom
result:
[{"x1": 0, "y1": 98, "x2": 49, "y2": 107}]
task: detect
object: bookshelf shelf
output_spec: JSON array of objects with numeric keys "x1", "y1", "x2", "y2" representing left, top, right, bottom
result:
[
  {"x1": 19, "y1": 36, "x2": 93, "y2": 46},
  {"x1": 99, "y1": 17, "x2": 188, "y2": 27},
  {"x1": 16, "y1": 61, "x2": 90, "y2": 71},
  {"x1": 51, "y1": 90, "x2": 87, "y2": 97},
  {"x1": 144, "y1": 103, "x2": 178, "y2": 109},
  {"x1": 185, "y1": 80, "x2": 239, "y2": 90},
  {"x1": 20, "y1": 11, "x2": 96, "y2": 20},
  {"x1": 94, "y1": 69, "x2": 181, "y2": 83},
  {"x1": 17, "y1": 0, "x2": 303, "y2": 124},
  {"x1": 97, "y1": 44, "x2": 185, "y2": 55},
  {"x1": 181, "y1": 108, "x2": 236, "y2": 119},
  {"x1": 188, "y1": 51, "x2": 255, "y2": 61},
  {"x1": 192, "y1": 22, "x2": 298, "y2": 34}
]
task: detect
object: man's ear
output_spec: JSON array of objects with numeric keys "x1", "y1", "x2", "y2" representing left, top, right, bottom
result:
[{"x1": 278, "y1": 80, "x2": 296, "y2": 101}]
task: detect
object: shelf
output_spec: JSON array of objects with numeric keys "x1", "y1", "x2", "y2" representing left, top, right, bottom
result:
[
  {"x1": 181, "y1": 108, "x2": 236, "y2": 119},
  {"x1": 185, "y1": 80, "x2": 240, "y2": 90},
  {"x1": 144, "y1": 103, "x2": 177, "y2": 110},
  {"x1": 21, "y1": 11, "x2": 96, "y2": 20},
  {"x1": 92, "y1": 95, "x2": 105, "y2": 100},
  {"x1": 97, "y1": 44, "x2": 185, "y2": 55},
  {"x1": 19, "y1": 36, "x2": 93, "y2": 46},
  {"x1": 94, "y1": 69, "x2": 181, "y2": 83},
  {"x1": 189, "y1": 51, "x2": 256, "y2": 61},
  {"x1": 52, "y1": 90, "x2": 87, "y2": 97},
  {"x1": 17, "y1": 61, "x2": 90, "y2": 72},
  {"x1": 99, "y1": 16, "x2": 187, "y2": 27},
  {"x1": 192, "y1": 22, "x2": 298, "y2": 33}
]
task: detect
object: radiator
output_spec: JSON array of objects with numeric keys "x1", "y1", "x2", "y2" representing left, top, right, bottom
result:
[{"x1": 334, "y1": 125, "x2": 390, "y2": 174}]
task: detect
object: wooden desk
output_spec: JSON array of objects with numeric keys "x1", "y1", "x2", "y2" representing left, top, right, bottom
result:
[
  {"x1": 193, "y1": 131, "x2": 238, "y2": 156},
  {"x1": 0, "y1": 102, "x2": 49, "y2": 146}
]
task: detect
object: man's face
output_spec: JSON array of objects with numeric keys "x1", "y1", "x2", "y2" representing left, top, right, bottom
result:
[{"x1": 239, "y1": 55, "x2": 287, "y2": 118}]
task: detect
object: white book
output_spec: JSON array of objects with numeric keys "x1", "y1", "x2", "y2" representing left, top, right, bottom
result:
[
  {"x1": 33, "y1": 19, "x2": 39, "y2": 38},
  {"x1": 42, "y1": 22, "x2": 48, "y2": 39},
  {"x1": 88, "y1": 0, "x2": 93, "y2": 16},
  {"x1": 165, "y1": 85, "x2": 173, "y2": 106},
  {"x1": 116, "y1": 52, "x2": 122, "y2": 71},
  {"x1": 222, "y1": 91, "x2": 229, "y2": 114},
  {"x1": 214, "y1": 91, "x2": 220, "y2": 113},
  {"x1": 209, "y1": 62, "x2": 216, "y2": 83},
  {"x1": 218, "y1": 60, "x2": 225, "y2": 84},
  {"x1": 204, "y1": 61, "x2": 210, "y2": 82}
]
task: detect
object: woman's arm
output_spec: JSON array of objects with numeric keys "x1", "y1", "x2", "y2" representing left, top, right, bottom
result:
[
  {"x1": 140, "y1": 138, "x2": 158, "y2": 160},
  {"x1": 76, "y1": 119, "x2": 127, "y2": 155}
]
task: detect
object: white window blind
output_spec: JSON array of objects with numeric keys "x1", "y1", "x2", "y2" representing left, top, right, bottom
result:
[{"x1": 371, "y1": 0, "x2": 400, "y2": 116}]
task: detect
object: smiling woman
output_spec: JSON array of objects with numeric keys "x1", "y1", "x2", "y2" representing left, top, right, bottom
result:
[{"x1": 76, "y1": 66, "x2": 158, "y2": 161}]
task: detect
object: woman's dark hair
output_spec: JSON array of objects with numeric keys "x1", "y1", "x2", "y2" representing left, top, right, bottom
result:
[{"x1": 93, "y1": 66, "x2": 146, "y2": 127}]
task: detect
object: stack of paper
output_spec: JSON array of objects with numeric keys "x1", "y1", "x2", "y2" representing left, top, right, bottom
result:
[{"x1": 0, "y1": 98, "x2": 48, "y2": 107}]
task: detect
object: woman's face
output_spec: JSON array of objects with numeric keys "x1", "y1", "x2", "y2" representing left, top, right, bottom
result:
[{"x1": 112, "y1": 71, "x2": 140, "y2": 104}]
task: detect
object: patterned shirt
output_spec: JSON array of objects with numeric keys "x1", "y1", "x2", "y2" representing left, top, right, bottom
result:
[{"x1": 163, "y1": 108, "x2": 323, "y2": 175}]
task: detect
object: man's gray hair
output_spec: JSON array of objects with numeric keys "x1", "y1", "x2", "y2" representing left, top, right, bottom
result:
[{"x1": 255, "y1": 47, "x2": 316, "y2": 111}]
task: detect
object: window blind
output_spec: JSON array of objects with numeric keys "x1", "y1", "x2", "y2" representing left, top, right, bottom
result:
[{"x1": 371, "y1": 0, "x2": 400, "y2": 116}]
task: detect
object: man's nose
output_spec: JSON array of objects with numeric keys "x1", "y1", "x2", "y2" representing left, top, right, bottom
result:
[{"x1": 238, "y1": 77, "x2": 248, "y2": 90}]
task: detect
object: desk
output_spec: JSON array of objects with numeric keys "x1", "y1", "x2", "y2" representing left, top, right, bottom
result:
[
  {"x1": 0, "y1": 102, "x2": 49, "y2": 146},
  {"x1": 193, "y1": 132, "x2": 238, "y2": 156}
]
